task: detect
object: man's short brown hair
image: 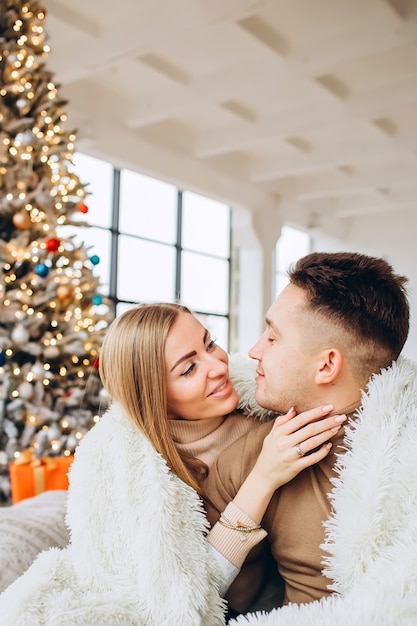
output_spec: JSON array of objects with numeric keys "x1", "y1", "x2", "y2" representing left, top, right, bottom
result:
[{"x1": 289, "y1": 252, "x2": 409, "y2": 369}]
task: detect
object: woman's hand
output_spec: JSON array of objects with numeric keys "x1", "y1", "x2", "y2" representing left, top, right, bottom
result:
[
  {"x1": 233, "y1": 405, "x2": 346, "y2": 524},
  {"x1": 251, "y1": 405, "x2": 346, "y2": 494}
]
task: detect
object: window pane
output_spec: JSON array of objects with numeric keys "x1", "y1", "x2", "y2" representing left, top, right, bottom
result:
[
  {"x1": 182, "y1": 192, "x2": 230, "y2": 257},
  {"x1": 181, "y1": 251, "x2": 229, "y2": 315},
  {"x1": 195, "y1": 313, "x2": 229, "y2": 352},
  {"x1": 57, "y1": 224, "x2": 111, "y2": 295},
  {"x1": 275, "y1": 226, "x2": 310, "y2": 297},
  {"x1": 275, "y1": 225, "x2": 310, "y2": 272},
  {"x1": 116, "y1": 301, "x2": 138, "y2": 318},
  {"x1": 119, "y1": 170, "x2": 177, "y2": 243},
  {"x1": 275, "y1": 273, "x2": 290, "y2": 295},
  {"x1": 117, "y1": 236, "x2": 176, "y2": 302},
  {"x1": 72, "y1": 153, "x2": 113, "y2": 228}
]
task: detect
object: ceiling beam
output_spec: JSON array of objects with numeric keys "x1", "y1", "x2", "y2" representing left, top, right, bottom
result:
[
  {"x1": 45, "y1": 2, "x2": 100, "y2": 37},
  {"x1": 45, "y1": 0, "x2": 271, "y2": 85},
  {"x1": 126, "y1": 57, "x2": 272, "y2": 127},
  {"x1": 277, "y1": 163, "x2": 417, "y2": 202},
  {"x1": 64, "y1": 104, "x2": 279, "y2": 215},
  {"x1": 335, "y1": 199, "x2": 417, "y2": 218},
  {"x1": 195, "y1": 101, "x2": 346, "y2": 157},
  {"x1": 250, "y1": 135, "x2": 396, "y2": 182}
]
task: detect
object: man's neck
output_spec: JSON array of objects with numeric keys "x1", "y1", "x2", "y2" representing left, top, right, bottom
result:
[{"x1": 332, "y1": 397, "x2": 362, "y2": 417}]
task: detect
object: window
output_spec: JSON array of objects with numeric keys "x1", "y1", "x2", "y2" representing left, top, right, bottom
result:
[
  {"x1": 117, "y1": 236, "x2": 176, "y2": 302},
  {"x1": 181, "y1": 191, "x2": 230, "y2": 321},
  {"x1": 119, "y1": 170, "x2": 177, "y2": 243},
  {"x1": 72, "y1": 152, "x2": 113, "y2": 229},
  {"x1": 70, "y1": 154, "x2": 231, "y2": 350},
  {"x1": 274, "y1": 225, "x2": 310, "y2": 296}
]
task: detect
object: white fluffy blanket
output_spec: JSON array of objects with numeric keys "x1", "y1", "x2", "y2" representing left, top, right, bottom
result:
[
  {"x1": 2, "y1": 356, "x2": 417, "y2": 625},
  {"x1": 0, "y1": 403, "x2": 226, "y2": 625},
  {"x1": 229, "y1": 357, "x2": 417, "y2": 625}
]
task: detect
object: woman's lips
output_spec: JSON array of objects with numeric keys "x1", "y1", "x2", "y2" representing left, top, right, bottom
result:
[{"x1": 209, "y1": 378, "x2": 233, "y2": 397}]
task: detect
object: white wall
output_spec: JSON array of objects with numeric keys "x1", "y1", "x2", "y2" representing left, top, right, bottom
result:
[
  {"x1": 234, "y1": 209, "x2": 417, "y2": 362},
  {"x1": 339, "y1": 209, "x2": 417, "y2": 362},
  {"x1": 310, "y1": 212, "x2": 417, "y2": 362},
  {"x1": 230, "y1": 207, "x2": 264, "y2": 355}
]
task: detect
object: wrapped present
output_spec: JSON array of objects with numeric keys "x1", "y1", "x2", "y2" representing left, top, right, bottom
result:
[{"x1": 9, "y1": 450, "x2": 74, "y2": 504}]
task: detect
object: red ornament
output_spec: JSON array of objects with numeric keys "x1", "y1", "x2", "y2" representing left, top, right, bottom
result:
[
  {"x1": 78, "y1": 202, "x2": 89, "y2": 214},
  {"x1": 92, "y1": 357, "x2": 99, "y2": 370},
  {"x1": 46, "y1": 237, "x2": 61, "y2": 252}
]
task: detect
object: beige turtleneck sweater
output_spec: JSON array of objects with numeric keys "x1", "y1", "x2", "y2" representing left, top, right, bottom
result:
[
  {"x1": 168, "y1": 412, "x2": 260, "y2": 469},
  {"x1": 168, "y1": 412, "x2": 268, "y2": 570}
]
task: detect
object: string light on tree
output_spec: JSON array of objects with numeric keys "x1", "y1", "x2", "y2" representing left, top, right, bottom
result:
[{"x1": 0, "y1": 0, "x2": 114, "y2": 504}]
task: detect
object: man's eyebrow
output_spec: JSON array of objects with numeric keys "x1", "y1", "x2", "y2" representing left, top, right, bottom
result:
[
  {"x1": 265, "y1": 316, "x2": 277, "y2": 331},
  {"x1": 169, "y1": 329, "x2": 209, "y2": 372}
]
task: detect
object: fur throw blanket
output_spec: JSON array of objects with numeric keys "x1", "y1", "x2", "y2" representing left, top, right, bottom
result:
[
  {"x1": 2, "y1": 355, "x2": 417, "y2": 625},
  {"x1": 0, "y1": 403, "x2": 227, "y2": 625},
  {"x1": 229, "y1": 357, "x2": 417, "y2": 626}
]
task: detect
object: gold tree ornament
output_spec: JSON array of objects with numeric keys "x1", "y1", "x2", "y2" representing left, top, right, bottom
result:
[
  {"x1": 0, "y1": 0, "x2": 113, "y2": 504},
  {"x1": 12, "y1": 209, "x2": 31, "y2": 229}
]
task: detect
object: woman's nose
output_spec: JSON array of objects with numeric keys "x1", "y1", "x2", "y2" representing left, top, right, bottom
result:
[{"x1": 206, "y1": 353, "x2": 228, "y2": 376}]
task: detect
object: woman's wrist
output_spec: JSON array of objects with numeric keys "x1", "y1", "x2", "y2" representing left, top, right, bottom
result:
[{"x1": 207, "y1": 502, "x2": 267, "y2": 568}]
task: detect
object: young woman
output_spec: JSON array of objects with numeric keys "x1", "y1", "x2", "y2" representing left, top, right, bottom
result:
[{"x1": 0, "y1": 303, "x2": 345, "y2": 625}]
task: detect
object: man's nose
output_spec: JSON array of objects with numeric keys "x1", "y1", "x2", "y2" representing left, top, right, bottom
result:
[
  {"x1": 249, "y1": 337, "x2": 263, "y2": 361},
  {"x1": 250, "y1": 333, "x2": 270, "y2": 361}
]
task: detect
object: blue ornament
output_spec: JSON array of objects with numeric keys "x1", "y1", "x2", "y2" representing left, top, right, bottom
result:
[
  {"x1": 91, "y1": 294, "x2": 103, "y2": 305},
  {"x1": 90, "y1": 255, "x2": 100, "y2": 265},
  {"x1": 0, "y1": 352, "x2": 6, "y2": 367},
  {"x1": 35, "y1": 264, "x2": 49, "y2": 277}
]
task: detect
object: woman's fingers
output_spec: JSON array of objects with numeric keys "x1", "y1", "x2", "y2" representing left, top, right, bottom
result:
[
  {"x1": 272, "y1": 406, "x2": 297, "y2": 427},
  {"x1": 272, "y1": 405, "x2": 347, "y2": 442},
  {"x1": 271, "y1": 404, "x2": 334, "y2": 435},
  {"x1": 296, "y1": 413, "x2": 347, "y2": 444},
  {"x1": 295, "y1": 442, "x2": 333, "y2": 468},
  {"x1": 293, "y1": 420, "x2": 344, "y2": 456},
  {"x1": 255, "y1": 406, "x2": 347, "y2": 489}
]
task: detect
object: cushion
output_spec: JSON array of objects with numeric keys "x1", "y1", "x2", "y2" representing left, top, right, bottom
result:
[{"x1": 0, "y1": 489, "x2": 69, "y2": 592}]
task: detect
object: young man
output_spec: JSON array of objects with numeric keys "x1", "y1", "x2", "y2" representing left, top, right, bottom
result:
[{"x1": 205, "y1": 251, "x2": 417, "y2": 623}]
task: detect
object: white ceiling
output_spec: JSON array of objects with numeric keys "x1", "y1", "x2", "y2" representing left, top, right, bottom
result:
[{"x1": 43, "y1": 0, "x2": 417, "y2": 236}]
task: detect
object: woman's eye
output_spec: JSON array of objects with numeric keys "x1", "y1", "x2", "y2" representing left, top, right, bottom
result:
[
  {"x1": 181, "y1": 363, "x2": 196, "y2": 377},
  {"x1": 207, "y1": 338, "x2": 217, "y2": 351}
]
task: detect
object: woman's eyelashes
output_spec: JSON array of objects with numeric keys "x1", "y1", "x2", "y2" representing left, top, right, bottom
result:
[
  {"x1": 181, "y1": 361, "x2": 197, "y2": 377},
  {"x1": 180, "y1": 338, "x2": 217, "y2": 377},
  {"x1": 206, "y1": 338, "x2": 217, "y2": 351}
]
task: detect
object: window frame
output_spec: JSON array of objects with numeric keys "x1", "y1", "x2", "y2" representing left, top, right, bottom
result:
[{"x1": 72, "y1": 154, "x2": 232, "y2": 350}]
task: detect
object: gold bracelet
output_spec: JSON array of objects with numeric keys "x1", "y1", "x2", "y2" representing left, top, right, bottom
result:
[{"x1": 218, "y1": 513, "x2": 262, "y2": 541}]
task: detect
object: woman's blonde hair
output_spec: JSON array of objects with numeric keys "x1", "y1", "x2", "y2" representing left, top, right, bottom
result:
[{"x1": 99, "y1": 303, "x2": 206, "y2": 493}]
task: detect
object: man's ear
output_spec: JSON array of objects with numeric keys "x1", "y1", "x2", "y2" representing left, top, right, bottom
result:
[{"x1": 315, "y1": 348, "x2": 343, "y2": 385}]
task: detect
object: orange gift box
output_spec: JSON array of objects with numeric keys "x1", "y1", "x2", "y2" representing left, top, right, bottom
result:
[{"x1": 9, "y1": 450, "x2": 74, "y2": 503}]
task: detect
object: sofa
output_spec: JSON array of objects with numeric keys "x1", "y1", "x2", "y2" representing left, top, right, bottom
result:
[{"x1": 0, "y1": 490, "x2": 69, "y2": 592}]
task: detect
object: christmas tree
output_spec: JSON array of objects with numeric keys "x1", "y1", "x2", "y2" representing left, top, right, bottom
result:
[{"x1": 0, "y1": 0, "x2": 113, "y2": 504}]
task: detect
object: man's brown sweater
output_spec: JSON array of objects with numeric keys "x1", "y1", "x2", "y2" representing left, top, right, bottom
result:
[{"x1": 204, "y1": 418, "x2": 349, "y2": 613}]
